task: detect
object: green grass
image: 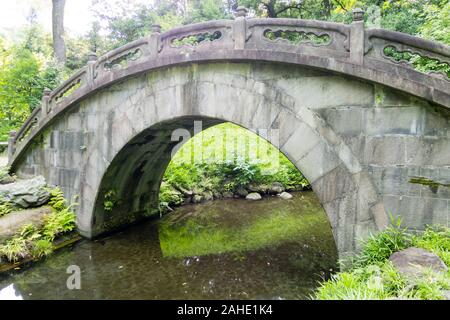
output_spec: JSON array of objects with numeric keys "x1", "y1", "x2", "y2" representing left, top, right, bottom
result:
[{"x1": 314, "y1": 222, "x2": 450, "y2": 300}]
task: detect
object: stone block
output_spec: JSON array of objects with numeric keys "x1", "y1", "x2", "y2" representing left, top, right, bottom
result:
[
  {"x1": 282, "y1": 121, "x2": 321, "y2": 163},
  {"x1": 363, "y1": 136, "x2": 406, "y2": 165},
  {"x1": 383, "y1": 195, "x2": 448, "y2": 229},
  {"x1": 364, "y1": 106, "x2": 426, "y2": 136},
  {"x1": 297, "y1": 140, "x2": 342, "y2": 184},
  {"x1": 319, "y1": 107, "x2": 364, "y2": 136}
]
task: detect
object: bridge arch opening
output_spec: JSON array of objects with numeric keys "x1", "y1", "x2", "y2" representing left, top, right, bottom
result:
[
  {"x1": 92, "y1": 118, "x2": 339, "y2": 264},
  {"x1": 89, "y1": 110, "x2": 373, "y2": 257}
]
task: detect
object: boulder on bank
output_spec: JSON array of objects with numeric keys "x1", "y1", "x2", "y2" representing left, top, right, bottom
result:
[
  {"x1": 222, "y1": 191, "x2": 234, "y2": 198},
  {"x1": 389, "y1": 247, "x2": 448, "y2": 277},
  {"x1": 270, "y1": 182, "x2": 285, "y2": 194},
  {"x1": 278, "y1": 192, "x2": 293, "y2": 200},
  {"x1": 0, "y1": 206, "x2": 52, "y2": 243},
  {"x1": 236, "y1": 186, "x2": 248, "y2": 198},
  {"x1": 247, "y1": 183, "x2": 269, "y2": 194},
  {"x1": 0, "y1": 176, "x2": 51, "y2": 208},
  {"x1": 246, "y1": 192, "x2": 262, "y2": 201}
]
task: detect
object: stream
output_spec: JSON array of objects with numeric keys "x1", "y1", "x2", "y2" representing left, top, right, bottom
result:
[{"x1": 0, "y1": 191, "x2": 338, "y2": 300}]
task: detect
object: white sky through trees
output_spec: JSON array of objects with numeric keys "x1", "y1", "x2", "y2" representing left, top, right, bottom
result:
[{"x1": 0, "y1": 0, "x2": 94, "y2": 37}]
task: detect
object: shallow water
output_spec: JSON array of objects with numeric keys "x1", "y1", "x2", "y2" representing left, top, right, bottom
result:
[{"x1": 0, "y1": 192, "x2": 338, "y2": 300}]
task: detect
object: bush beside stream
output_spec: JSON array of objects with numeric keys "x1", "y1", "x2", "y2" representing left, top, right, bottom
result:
[{"x1": 315, "y1": 221, "x2": 450, "y2": 300}]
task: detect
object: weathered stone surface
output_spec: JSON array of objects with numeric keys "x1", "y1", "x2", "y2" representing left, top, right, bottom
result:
[
  {"x1": 222, "y1": 191, "x2": 234, "y2": 198},
  {"x1": 389, "y1": 247, "x2": 448, "y2": 277},
  {"x1": 247, "y1": 183, "x2": 269, "y2": 194},
  {"x1": 246, "y1": 192, "x2": 262, "y2": 201},
  {"x1": 236, "y1": 186, "x2": 248, "y2": 198},
  {"x1": 0, "y1": 206, "x2": 52, "y2": 243},
  {"x1": 0, "y1": 176, "x2": 50, "y2": 208},
  {"x1": 269, "y1": 182, "x2": 285, "y2": 194},
  {"x1": 278, "y1": 192, "x2": 293, "y2": 200}
]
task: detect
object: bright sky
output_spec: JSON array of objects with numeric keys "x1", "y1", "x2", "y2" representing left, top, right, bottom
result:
[{"x1": 0, "y1": 0, "x2": 94, "y2": 37}]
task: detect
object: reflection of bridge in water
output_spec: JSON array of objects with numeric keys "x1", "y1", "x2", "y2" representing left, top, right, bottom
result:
[{"x1": 6, "y1": 8, "x2": 450, "y2": 257}]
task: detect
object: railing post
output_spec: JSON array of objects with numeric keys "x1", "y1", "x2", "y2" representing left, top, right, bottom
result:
[
  {"x1": 87, "y1": 52, "x2": 98, "y2": 88},
  {"x1": 149, "y1": 24, "x2": 162, "y2": 58},
  {"x1": 233, "y1": 6, "x2": 248, "y2": 50},
  {"x1": 350, "y1": 8, "x2": 365, "y2": 65},
  {"x1": 41, "y1": 88, "x2": 52, "y2": 115},
  {"x1": 7, "y1": 131, "x2": 16, "y2": 163}
]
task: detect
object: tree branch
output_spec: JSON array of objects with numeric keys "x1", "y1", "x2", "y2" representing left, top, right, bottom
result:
[
  {"x1": 333, "y1": 0, "x2": 348, "y2": 12},
  {"x1": 275, "y1": 3, "x2": 304, "y2": 16}
]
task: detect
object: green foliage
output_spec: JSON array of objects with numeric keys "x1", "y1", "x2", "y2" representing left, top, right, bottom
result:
[
  {"x1": 419, "y1": 2, "x2": 450, "y2": 45},
  {"x1": 351, "y1": 217, "x2": 413, "y2": 268},
  {"x1": 0, "y1": 196, "x2": 13, "y2": 218},
  {"x1": 384, "y1": 46, "x2": 450, "y2": 79},
  {"x1": 0, "y1": 237, "x2": 29, "y2": 263},
  {"x1": 42, "y1": 205, "x2": 77, "y2": 241},
  {"x1": 186, "y1": 0, "x2": 231, "y2": 23},
  {"x1": 0, "y1": 41, "x2": 63, "y2": 140},
  {"x1": 31, "y1": 238, "x2": 54, "y2": 259},
  {"x1": 47, "y1": 187, "x2": 68, "y2": 211},
  {"x1": 315, "y1": 223, "x2": 450, "y2": 300},
  {"x1": 103, "y1": 189, "x2": 121, "y2": 213},
  {"x1": 412, "y1": 225, "x2": 450, "y2": 266},
  {"x1": 264, "y1": 30, "x2": 331, "y2": 45},
  {"x1": 171, "y1": 31, "x2": 222, "y2": 47},
  {"x1": 159, "y1": 123, "x2": 309, "y2": 212}
]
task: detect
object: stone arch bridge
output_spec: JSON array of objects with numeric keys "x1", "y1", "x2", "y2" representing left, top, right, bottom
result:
[{"x1": 6, "y1": 10, "x2": 450, "y2": 257}]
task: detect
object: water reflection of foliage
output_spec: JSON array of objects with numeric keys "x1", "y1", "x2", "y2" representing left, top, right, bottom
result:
[{"x1": 158, "y1": 194, "x2": 335, "y2": 259}]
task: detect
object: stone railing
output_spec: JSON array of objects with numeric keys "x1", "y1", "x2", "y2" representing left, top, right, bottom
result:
[
  {"x1": 364, "y1": 28, "x2": 450, "y2": 84},
  {"x1": 8, "y1": 7, "x2": 450, "y2": 163}
]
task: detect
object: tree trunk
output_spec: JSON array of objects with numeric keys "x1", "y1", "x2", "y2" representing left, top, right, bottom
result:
[
  {"x1": 52, "y1": 0, "x2": 66, "y2": 65},
  {"x1": 266, "y1": 0, "x2": 278, "y2": 18}
]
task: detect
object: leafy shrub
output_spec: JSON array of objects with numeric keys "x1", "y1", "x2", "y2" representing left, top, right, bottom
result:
[
  {"x1": 0, "y1": 237, "x2": 29, "y2": 263},
  {"x1": 31, "y1": 238, "x2": 54, "y2": 259},
  {"x1": 412, "y1": 225, "x2": 450, "y2": 266},
  {"x1": 0, "y1": 197, "x2": 13, "y2": 218},
  {"x1": 352, "y1": 218, "x2": 413, "y2": 268},
  {"x1": 103, "y1": 189, "x2": 121, "y2": 213}
]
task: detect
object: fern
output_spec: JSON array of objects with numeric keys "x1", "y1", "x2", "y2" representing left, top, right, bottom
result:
[
  {"x1": 31, "y1": 239, "x2": 54, "y2": 259},
  {"x1": 0, "y1": 197, "x2": 13, "y2": 217},
  {"x1": 47, "y1": 187, "x2": 68, "y2": 212}
]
